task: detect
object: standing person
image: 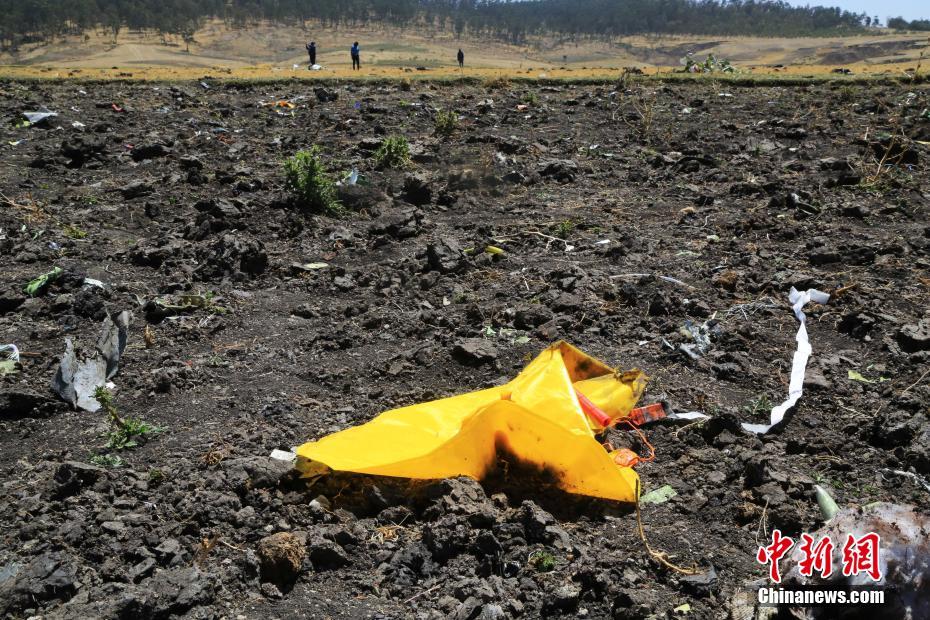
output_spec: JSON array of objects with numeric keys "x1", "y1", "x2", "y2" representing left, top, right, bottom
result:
[
  {"x1": 457, "y1": 48, "x2": 464, "y2": 68},
  {"x1": 306, "y1": 41, "x2": 317, "y2": 67},
  {"x1": 351, "y1": 41, "x2": 360, "y2": 70}
]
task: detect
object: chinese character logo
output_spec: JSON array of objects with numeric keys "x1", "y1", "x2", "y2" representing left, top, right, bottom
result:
[
  {"x1": 798, "y1": 533, "x2": 834, "y2": 578},
  {"x1": 757, "y1": 529, "x2": 795, "y2": 583},
  {"x1": 842, "y1": 533, "x2": 883, "y2": 582}
]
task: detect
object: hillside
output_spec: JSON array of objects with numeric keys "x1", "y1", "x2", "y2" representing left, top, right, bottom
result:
[{"x1": 2, "y1": 22, "x2": 929, "y2": 80}]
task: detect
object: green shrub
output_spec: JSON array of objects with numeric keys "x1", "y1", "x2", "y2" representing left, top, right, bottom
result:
[
  {"x1": 374, "y1": 136, "x2": 411, "y2": 169},
  {"x1": 94, "y1": 386, "x2": 162, "y2": 450},
  {"x1": 529, "y1": 550, "x2": 556, "y2": 572},
  {"x1": 434, "y1": 109, "x2": 459, "y2": 136},
  {"x1": 283, "y1": 147, "x2": 342, "y2": 214}
]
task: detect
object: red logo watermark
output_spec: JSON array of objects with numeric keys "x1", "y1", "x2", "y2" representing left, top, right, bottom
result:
[{"x1": 756, "y1": 530, "x2": 883, "y2": 583}]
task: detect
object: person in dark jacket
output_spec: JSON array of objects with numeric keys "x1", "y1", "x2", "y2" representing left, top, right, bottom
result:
[
  {"x1": 351, "y1": 42, "x2": 360, "y2": 70},
  {"x1": 306, "y1": 41, "x2": 316, "y2": 66},
  {"x1": 457, "y1": 48, "x2": 464, "y2": 68}
]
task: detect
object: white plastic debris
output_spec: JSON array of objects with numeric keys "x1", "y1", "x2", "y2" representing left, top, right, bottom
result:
[
  {"x1": 337, "y1": 169, "x2": 358, "y2": 186},
  {"x1": 270, "y1": 449, "x2": 297, "y2": 463},
  {"x1": 23, "y1": 108, "x2": 58, "y2": 124},
  {"x1": 83, "y1": 278, "x2": 106, "y2": 289},
  {"x1": 742, "y1": 287, "x2": 830, "y2": 434},
  {"x1": 310, "y1": 64, "x2": 322, "y2": 71},
  {"x1": 0, "y1": 344, "x2": 20, "y2": 362},
  {"x1": 72, "y1": 121, "x2": 85, "y2": 129}
]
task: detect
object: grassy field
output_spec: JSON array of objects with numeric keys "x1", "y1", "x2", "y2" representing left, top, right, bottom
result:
[{"x1": 1, "y1": 21, "x2": 929, "y2": 81}]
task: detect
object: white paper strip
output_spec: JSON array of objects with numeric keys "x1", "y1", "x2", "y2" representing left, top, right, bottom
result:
[{"x1": 742, "y1": 287, "x2": 830, "y2": 434}]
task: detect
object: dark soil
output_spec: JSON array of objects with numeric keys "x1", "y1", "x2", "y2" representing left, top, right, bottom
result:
[{"x1": 1, "y1": 77, "x2": 929, "y2": 620}]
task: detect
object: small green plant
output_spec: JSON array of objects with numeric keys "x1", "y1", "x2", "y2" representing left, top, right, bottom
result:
[
  {"x1": 63, "y1": 224, "x2": 87, "y2": 239},
  {"x1": 206, "y1": 354, "x2": 228, "y2": 367},
  {"x1": 838, "y1": 85, "x2": 856, "y2": 103},
  {"x1": 148, "y1": 468, "x2": 165, "y2": 484},
  {"x1": 551, "y1": 219, "x2": 576, "y2": 239},
  {"x1": 743, "y1": 394, "x2": 774, "y2": 418},
  {"x1": 283, "y1": 147, "x2": 342, "y2": 214},
  {"x1": 529, "y1": 550, "x2": 556, "y2": 572},
  {"x1": 374, "y1": 136, "x2": 411, "y2": 169},
  {"x1": 95, "y1": 386, "x2": 162, "y2": 450},
  {"x1": 434, "y1": 109, "x2": 459, "y2": 136},
  {"x1": 522, "y1": 92, "x2": 539, "y2": 106},
  {"x1": 90, "y1": 454, "x2": 125, "y2": 468}
]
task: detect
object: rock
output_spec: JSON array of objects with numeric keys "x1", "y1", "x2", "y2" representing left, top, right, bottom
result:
[
  {"x1": 452, "y1": 339, "x2": 498, "y2": 366},
  {"x1": 315, "y1": 87, "x2": 338, "y2": 102},
  {"x1": 427, "y1": 237, "x2": 467, "y2": 273},
  {"x1": 179, "y1": 155, "x2": 204, "y2": 169},
  {"x1": 337, "y1": 183, "x2": 390, "y2": 212},
  {"x1": 514, "y1": 304, "x2": 553, "y2": 329},
  {"x1": 260, "y1": 581, "x2": 283, "y2": 599},
  {"x1": 538, "y1": 159, "x2": 579, "y2": 182},
  {"x1": 154, "y1": 539, "x2": 182, "y2": 563},
  {"x1": 519, "y1": 500, "x2": 556, "y2": 542},
  {"x1": 51, "y1": 461, "x2": 106, "y2": 499},
  {"x1": 148, "y1": 567, "x2": 214, "y2": 616},
  {"x1": 307, "y1": 535, "x2": 351, "y2": 569},
  {"x1": 803, "y1": 367, "x2": 832, "y2": 391},
  {"x1": 131, "y1": 143, "x2": 171, "y2": 161},
  {"x1": 60, "y1": 135, "x2": 106, "y2": 167},
  {"x1": 680, "y1": 564, "x2": 718, "y2": 596},
  {"x1": 121, "y1": 180, "x2": 153, "y2": 199},
  {"x1": 480, "y1": 603, "x2": 505, "y2": 619},
  {"x1": 257, "y1": 532, "x2": 305, "y2": 587},
  {"x1": 403, "y1": 172, "x2": 432, "y2": 205},
  {"x1": 194, "y1": 233, "x2": 268, "y2": 280},
  {"x1": 369, "y1": 209, "x2": 421, "y2": 239},
  {"x1": 898, "y1": 320, "x2": 930, "y2": 353},
  {"x1": 0, "y1": 552, "x2": 77, "y2": 614},
  {"x1": 0, "y1": 391, "x2": 58, "y2": 419},
  {"x1": 542, "y1": 584, "x2": 580, "y2": 614},
  {"x1": 221, "y1": 456, "x2": 293, "y2": 491},
  {"x1": 128, "y1": 557, "x2": 156, "y2": 583},
  {"x1": 838, "y1": 311, "x2": 877, "y2": 338},
  {"x1": 454, "y1": 596, "x2": 482, "y2": 620},
  {"x1": 423, "y1": 515, "x2": 473, "y2": 560}
]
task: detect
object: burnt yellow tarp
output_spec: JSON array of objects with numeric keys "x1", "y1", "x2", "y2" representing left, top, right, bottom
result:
[{"x1": 295, "y1": 341, "x2": 646, "y2": 502}]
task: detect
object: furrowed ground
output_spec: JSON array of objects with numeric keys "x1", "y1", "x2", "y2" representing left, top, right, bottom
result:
[{"x1": 0, "y1": 76, "x2": 928, "y2": 619}]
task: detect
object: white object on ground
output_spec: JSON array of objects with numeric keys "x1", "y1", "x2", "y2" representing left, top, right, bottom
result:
[
  {"x1": 742, "y1": 287, "x2": 830, "y2": 434},
  {"x1": 0, "y1": 344, "x2": 20, "y2": 362},
  {"x1": 270, "y1": 449, "x2": 297, "y2": 462},
  {"x1": 24, "y1": 109, "x2": 58, "y2": 124}
]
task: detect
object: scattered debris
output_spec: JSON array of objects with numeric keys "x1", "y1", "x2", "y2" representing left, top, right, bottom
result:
[
  {"x1": 297, "y1": 342, "x2": 647, "y2": 502},
  {"x1": 51, "y1": 312, "x2": 130, "y2": 412},
  {"x1": 23, "y1": 267, "x2": 63, "y2": 297},
  {"x1": 742, "y1": 288, "x2": 829, "y2": 434},
  {"x1": 23, "y1": 108, "x2": 58, "y2": 124},
  {"x1": 640, "y1": 485, "x2": 677, "y2": 504}
]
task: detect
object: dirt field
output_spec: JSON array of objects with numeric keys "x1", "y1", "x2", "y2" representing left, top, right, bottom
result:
[
  {"x1": 2, "y1": 22, "x2": 930, "y2": 80},
  {"x1": 0, "y1": 76, "x2": 929, "y2": 619}
]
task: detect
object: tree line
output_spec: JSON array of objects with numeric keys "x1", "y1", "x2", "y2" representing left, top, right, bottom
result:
[
  {"x1": 887, "y1": 17, "x2": 930, "y2": 32},
  {"x1": 0, "y1": 0, "x2": 875, "y2": 51}
]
